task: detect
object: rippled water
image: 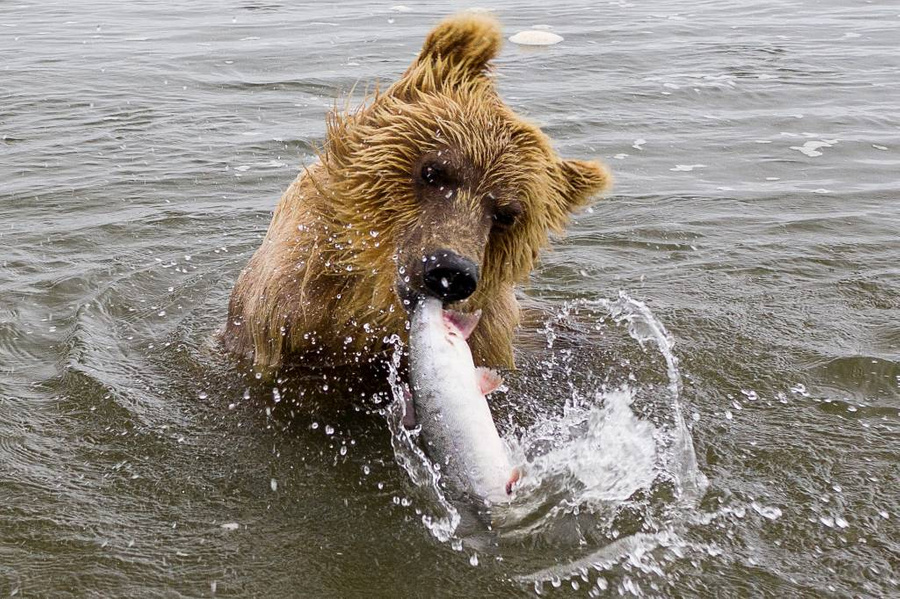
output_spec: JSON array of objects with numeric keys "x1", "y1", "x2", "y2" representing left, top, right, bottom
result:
[{"x1": 2, "y1": 0, "x2": 898, "y2": 596}]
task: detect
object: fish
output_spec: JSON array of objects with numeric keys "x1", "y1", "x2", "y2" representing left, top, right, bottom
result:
[{"x1": 408, "y1": 296, "x2": 520, "y2": 505}]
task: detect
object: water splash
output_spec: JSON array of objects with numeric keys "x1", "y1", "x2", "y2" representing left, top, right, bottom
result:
[
  {"x1": 384, "y1": 293, "x2": 707, "y2": 581},
  {"x1": 513, "y1": 388, "x2": 658, "y2": 506},
  {"x1": 500, "y1": 293, "x2": 708, "y2": 585},
  {"x1": 600, "y1": 293, "x2": 707, "y2": 502},
  {"x1": 383, "y1": 334, "x2": 460, "y2": 542}
]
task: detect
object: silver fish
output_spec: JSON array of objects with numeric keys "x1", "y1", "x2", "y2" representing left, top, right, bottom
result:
[{"x1": 408, "y1": 297, "x2": 520, "y2": 504}]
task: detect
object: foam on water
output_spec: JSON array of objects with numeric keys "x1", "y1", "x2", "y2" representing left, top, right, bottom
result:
[{"x1": 509, "y1": 30, "x2": 564, "y2": 46}]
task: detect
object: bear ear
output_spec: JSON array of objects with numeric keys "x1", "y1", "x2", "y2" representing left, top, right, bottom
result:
[
  {"x1": 558, "y1": 159, "x2": 612, "y2": 211},
  {"x1": 411, "y1": 14, "x2": 502, "y2": 83}
]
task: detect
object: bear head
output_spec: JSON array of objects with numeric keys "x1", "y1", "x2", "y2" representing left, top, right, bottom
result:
[{"x1": 317, "y1": 14, "x2": 610, "y2": 324}]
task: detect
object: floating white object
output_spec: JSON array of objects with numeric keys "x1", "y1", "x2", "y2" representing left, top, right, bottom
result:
[{"x1": 509, "y1": 30, "x2": 564, "y2": 46}]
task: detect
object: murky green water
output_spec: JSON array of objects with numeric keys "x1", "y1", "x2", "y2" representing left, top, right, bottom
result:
[{"x1": 2, "y1": 1, "x2": 898, "y2": 597}]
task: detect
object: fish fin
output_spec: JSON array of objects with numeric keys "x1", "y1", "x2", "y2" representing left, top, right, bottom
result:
[
  {"x1": 506, "y1": 467, "x2": 521, "y2": 495},
  {"x1": 476, "y1": 367, "x2": 503, "y2": 396},
  {"x1": 444, "y1": 309, "x2": 482, "y2": 339}
]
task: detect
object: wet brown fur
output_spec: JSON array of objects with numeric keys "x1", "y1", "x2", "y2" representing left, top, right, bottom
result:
[{"x1": 224, "y1": 14, "x2": 611, "y2": 376}]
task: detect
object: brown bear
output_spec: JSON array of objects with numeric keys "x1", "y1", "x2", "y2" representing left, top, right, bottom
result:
[{"x1": 224, "y1": 13, "x2": 610, "y2": 377}]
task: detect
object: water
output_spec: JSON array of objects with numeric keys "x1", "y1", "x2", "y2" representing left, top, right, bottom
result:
[{"x1": 2, "y1": 0, "x2": 898, "y2": 596}]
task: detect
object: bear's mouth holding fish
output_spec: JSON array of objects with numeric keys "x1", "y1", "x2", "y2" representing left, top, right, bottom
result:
[{"x1": 392, "y1": 147, "x2": 536, "y2": 505}]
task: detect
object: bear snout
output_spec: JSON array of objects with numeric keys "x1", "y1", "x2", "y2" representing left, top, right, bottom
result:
[{"x1": 422, "y1": 249, "x2": 479, "y2": 303}]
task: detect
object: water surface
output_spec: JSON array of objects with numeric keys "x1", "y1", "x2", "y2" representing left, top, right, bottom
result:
[{"x1": 2, "y1": 0, "x2": 898, "y2": 596}]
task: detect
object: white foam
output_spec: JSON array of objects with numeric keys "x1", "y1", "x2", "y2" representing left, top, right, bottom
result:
[
  {"x1": 528, "y1": 388, "x2": 658, "y2": 503},
  {"x1": 509, "y1": 31, "x2": 564, "y2": 46},
  {"x1": 790, "y1": 140, "x2": 835, "y2": 157}
]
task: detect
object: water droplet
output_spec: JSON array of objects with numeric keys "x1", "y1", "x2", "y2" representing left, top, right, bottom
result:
[
  {"x1": 325, "y1": 425, "x2": 335, "y2": 435},
  {"x1": 469, "y1": 553, "x2": 479, "y2": 566},
  {"x1": 198, "y1": 391, "x2": 208, "y2": 400},
  {"x1": 270, "y1": 478, "x2": 278, "y2": 492}
]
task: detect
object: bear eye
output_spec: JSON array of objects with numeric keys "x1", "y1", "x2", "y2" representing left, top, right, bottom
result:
[
  {"x1": 419, "y1": 162, "x2": 449, "y2": 187},
  {"x1": 493, "y1": 201, "x2": 523, "y2": 229}
]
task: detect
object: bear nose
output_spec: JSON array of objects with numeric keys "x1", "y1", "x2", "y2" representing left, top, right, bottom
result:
[{"x1": 423, "y1": 250, "x2": 479, "y2": 303}]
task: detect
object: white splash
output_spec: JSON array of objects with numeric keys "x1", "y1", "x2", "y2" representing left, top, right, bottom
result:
[
  {"x1": 518, "y1": 388, "x2": 658, "y2": 504},
  {"x1": 790, "y1": 139, "x2": 837, "y2": 157},
  {"x1": 384, "y1": 335, "x2": 460, "y2": 542}
]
